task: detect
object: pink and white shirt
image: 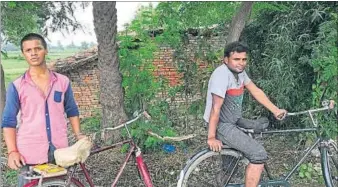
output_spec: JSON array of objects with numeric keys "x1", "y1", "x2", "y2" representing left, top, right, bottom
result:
[{"x1": 2, "y1": 70, "x2": 79, "y2": 164}]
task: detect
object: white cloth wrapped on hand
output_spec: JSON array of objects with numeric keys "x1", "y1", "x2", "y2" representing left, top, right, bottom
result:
[{"x1": 54, "y1": 137, "x2": 92, "y2": 167}]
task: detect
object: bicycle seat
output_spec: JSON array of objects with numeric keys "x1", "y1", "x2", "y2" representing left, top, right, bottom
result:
[
  {"x1": 236, "y1": 126, "x2": 255, "y2": 134},
  {"x1": 236, "y1": 117, "x2": 269, "y2": 133},
  {"x1": 221, "y1": 144, "x2": 232, "y2": 149}
]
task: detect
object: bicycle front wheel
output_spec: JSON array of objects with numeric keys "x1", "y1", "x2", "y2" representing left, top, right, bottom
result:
[
  {"x1": 321, "y1": 141, "x2": 338, "y2": 187},
  {"x1": 177, "y1": 148, "x2": 248, "y2": 187}
]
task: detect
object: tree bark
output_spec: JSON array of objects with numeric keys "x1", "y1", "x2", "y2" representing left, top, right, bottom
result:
[
  {"x1": 93, "y1": 2, "x2": 127, "y2": 142},
  {"x1": 226, "y1": 2, "x2": 254, "y2": 43},
  {"x1": 0, "y1": 64, "x2": 5, "y2": 116},
  {"x1": 0, "y1": 63, "x2": 5, "y2": 184},
  {"x1": 1, "y1": 5, "x2": 5, "y2": 184}
]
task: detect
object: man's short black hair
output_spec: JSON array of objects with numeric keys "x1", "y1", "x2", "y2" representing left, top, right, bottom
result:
[
  {"x1": 20, "y1": 33, "x2": 47, "y2": 52},
  {"x1": 224, "y1": 41, "x2": 249, "y2": 58}
]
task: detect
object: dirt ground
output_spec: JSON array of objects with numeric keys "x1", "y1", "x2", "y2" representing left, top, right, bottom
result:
[
  {"x1": 70, "y1": 132, "x2": 325, "y2": 187},
  {"x1": 2, "y1": 132, "x2": 326, "y2": 187}
]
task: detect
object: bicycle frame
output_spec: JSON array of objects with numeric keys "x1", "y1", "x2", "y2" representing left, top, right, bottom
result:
[
  {"x1": 225, "y1": 133, "x2": 333, "y2": 187},
  {"x1": 225, "y1": 102, "x2": 335, "y2": 187},
  {"x1": 221, "y1": 131, "x2": 333, "y2": 187},
  {"x1": 25, "y1": 139, "x2": 137, "y2": 187},
  {"x1": 262, "y1": 132, "x2": 323, "y2": 187},
  {"x1": 25, "y1": 111, "x2": 153, "y2": 187},
  {"x1": 83, "y1": 139, "x2": 138, "y2": 187},
  {"x1": 176, "y1": 101, "x2": 335, "y2": 187}
]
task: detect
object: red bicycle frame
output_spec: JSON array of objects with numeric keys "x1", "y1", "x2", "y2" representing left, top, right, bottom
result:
[
  {"x1": 24, "y1": 111, "x2": 154, "y2": 187},
  {"x1": 25, "y1": 139, "x2": 153, "y2": 187}
]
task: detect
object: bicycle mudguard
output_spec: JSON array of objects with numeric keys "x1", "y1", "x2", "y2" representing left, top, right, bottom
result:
[
  {"x1": 177, "y1": 148, "x2": 211, "y2": 187},
  {"x1": 182, "y1": 148, "x2": 211, "y2": 173},
  {"x1": 23, "y1": 177, "x2": 84, "y2": 187},
  {"x1": 177, "y1": 148, "x2": 245, "y2": 187},
  {"x1": 135, "y1": 150, "x2": 153, "y2": 187}
]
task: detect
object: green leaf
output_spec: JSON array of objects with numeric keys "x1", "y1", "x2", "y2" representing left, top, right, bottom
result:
[
  {"x1": 120, "y1": 144, "x2": 130, "y2": 153},
  {"x1": 8, "y1": 2, "x2": 17, "y2": 8},
  {"x1": 305, "y1": 172, "x2": 311, "y2": 179},
  {"x1": 300, "y1": 164, "x2": 307, "y2": 170}
]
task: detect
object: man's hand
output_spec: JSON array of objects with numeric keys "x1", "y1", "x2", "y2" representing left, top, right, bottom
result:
[
  {"x1": 207, "y1": 137, "x2": 223, "y2": 152},
  {"x1": 329, "y1": 100, "x2": 335, "y2": 109},
  {"x1": 7, "y1": 151, "x2": 25, "y2": 170},
  {"x1": 273, "y1": 109, "x2": 287, "y2": 120}
]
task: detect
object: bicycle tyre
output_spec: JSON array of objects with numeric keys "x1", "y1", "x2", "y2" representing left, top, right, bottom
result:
[
  {"x1": 321, "y1": 143, "x2": 338, "y2": 187},
  {"x1": 30, "y1": 178, "x2": 82, "y2": 187},
  {"x1": 177, "y1": 148, "x2": 248, "y2": 187}
]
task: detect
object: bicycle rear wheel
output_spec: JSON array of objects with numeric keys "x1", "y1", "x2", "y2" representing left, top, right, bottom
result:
[
  {"x1": 321, "y1": 141, "x2": 338, "y2": 187},
  {"x1": 30, "y1": 178, "x2": 81, "y2": 187},
  {"x1": 177, "y1": 148, "x2": 248, "y2": 187}
]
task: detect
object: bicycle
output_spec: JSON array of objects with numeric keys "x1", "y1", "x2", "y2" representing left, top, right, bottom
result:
[
  {"x1": 177, "y1": 100, "x2": 338, "y2": 187},
  {"x1": 18, "y1": 111, "x2": 153, "y2": 187}
]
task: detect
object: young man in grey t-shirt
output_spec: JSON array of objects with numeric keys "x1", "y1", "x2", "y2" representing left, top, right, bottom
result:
[{"x1": 204, "y1": 42, "x2": 287, "y2": 187}]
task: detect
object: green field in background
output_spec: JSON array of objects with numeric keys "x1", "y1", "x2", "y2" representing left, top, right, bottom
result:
[{"x1": 1, "y1": 49, "x2": 81, "y2": 88}]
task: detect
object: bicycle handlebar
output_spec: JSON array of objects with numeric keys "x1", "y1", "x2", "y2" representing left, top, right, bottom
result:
[
  {"x1": 103, "y1": 111, "x2": 151, "y2": 131},
  {"x1": 286, "y1": 100, "x2": 335, "y2": 116},
  {"x1": 287, "y1": 106, "x2": 331, "y2": 116},
  {"x1": 284, "y1": 100, "x2": 335, "y2": 127}
]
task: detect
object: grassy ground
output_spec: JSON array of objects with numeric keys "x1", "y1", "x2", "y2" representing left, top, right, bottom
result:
[{"x1": 1, "y1": 49, "x2": 80, "y2": 87}]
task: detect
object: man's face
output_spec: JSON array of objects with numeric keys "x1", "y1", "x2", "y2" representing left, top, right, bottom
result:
[
  {"x1": 224, "y1": 51, "x2": 247, "y2": 73},
  {"x1": 22, "y1": 39, "x2": 48, "y2": 67}
]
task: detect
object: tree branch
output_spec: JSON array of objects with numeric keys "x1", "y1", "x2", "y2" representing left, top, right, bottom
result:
[{"x1": 147, "y1": 131, "x2": 196, "y2": 141}]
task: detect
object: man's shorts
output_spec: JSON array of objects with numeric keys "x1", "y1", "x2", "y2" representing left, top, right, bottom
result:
[{"x1": 208, "y1": 118, "x2": 269, "y2": 164}]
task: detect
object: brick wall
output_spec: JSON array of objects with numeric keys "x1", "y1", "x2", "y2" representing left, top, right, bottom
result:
[
  {"x1": 152, "y1": 32, "x2": 227, "y2": 104},
  {"x1": 64, "y1": 63, "x2": 101, "y2": 119},
  {"x1": 52, "y1": 30, "x2": 227, "y2": 118},
  {"x1": 152, "y1": 47, "x2": 181, "y2": 86}
]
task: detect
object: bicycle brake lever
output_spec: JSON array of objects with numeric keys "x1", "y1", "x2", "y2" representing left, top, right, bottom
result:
[{"x1": 277, "y1": 112, "x2": 287, "y2": 120}]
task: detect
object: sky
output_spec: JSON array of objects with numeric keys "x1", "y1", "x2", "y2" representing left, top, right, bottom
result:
[{"x1": 47, "y1": 2, "x2": 158, "y2": 46}]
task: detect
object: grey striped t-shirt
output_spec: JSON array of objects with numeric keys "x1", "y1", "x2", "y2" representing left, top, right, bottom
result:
[{"x1": 203, "y1": 64, "x2": 251, "y2": 124}]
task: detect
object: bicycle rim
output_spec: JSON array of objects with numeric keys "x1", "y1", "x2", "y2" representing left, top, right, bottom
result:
[
  {"x1": 32, "y1": 178, "x2": 80, "y2": 187},
  {"x1": 179, "y1": 149, "x2": 248, "y2": 187},
  {"x1": 322, "y1": 143, "x2": 338, "y2": 187}
]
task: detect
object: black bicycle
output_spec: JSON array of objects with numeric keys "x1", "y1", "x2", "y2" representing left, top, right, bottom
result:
[{"x1": 177, "y1": 100, "x2": 337, "y2": 187}]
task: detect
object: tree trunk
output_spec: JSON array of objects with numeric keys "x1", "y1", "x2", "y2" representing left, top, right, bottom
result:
[
  {"x1": 226, "y1": 2, "x2": 254, "y2": 43},
  {"x1": 93, "y1": 2, "x2": 127, "y2": 142},
  {"x1": 0, "y1": 64, "x2": 5, "y2": 116},
  {"x1": 0, "y1": 63, "x2": 5, "y2": 185}
]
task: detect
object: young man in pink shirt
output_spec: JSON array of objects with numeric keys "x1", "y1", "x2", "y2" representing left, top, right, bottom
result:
[{"x1": 2, "y1": 33, "x2": 85, "y2": 186}]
